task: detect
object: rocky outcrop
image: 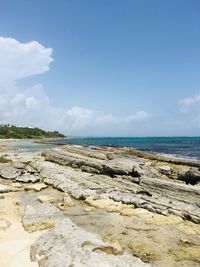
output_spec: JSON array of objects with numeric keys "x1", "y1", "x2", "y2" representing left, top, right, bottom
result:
[
  {"x1": 1, "y1": 143, "x2": 200, "y2": 267},
  {"x1": 0, "y1": 160, "x2": 47, "y2": 193},
  {"x1": 34, "y1": 145, "x2": 200, "y2": 223},
  {"x1": 30, "y1": 218, "x2": 150, "y2": 267},
  {"x1": 2, "y1": 144, "x2": 199, "y2": 223},
  {"x1": 42, "y1": 146, "x2": 146, "y2": 177}
]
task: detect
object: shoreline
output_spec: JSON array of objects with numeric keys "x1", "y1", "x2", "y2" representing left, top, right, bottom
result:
[
  {"x1": 0, "y1": 137, "x2": 66, "y2": 142},
  {"x1": 1, "y1": 136, "x2": 200, "y2": 165},
  {"x1": 32, "y1": 138, "x2": 200, "y2": 167}
]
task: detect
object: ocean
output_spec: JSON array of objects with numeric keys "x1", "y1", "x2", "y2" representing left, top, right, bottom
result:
[{"x1": 51, "y1": 136, "x2": 200, "y2": 161}]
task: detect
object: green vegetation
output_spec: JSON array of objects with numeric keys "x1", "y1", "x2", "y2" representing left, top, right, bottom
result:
[
  {"x1": 0, "y1": 125, "x2": 65, "y2": 139},
  {"x1": 0, "y1": 156, "x2": 11, "y2": 163}
]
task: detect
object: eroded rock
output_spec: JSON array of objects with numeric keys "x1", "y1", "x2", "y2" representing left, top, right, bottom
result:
[
  {"x1": 63, "y1": 192, "x2": 75, "y2": 207},
  {"x1": 0, "y1": 184, "x2": 13, "y2": 193},
  {"x1": 178, "y1": 169, "x2": 200, "y2": 185},
  {"x1": 30, "y1": 218, "x2": 150, "y2": 267},
  {"x1": 22, "y1": 203, "x2": 63, "y2": 232},
  {"x1": 0, "y1": 163, "x2": 20, "y2": 179},
  {"x1": 158, "y1": 165, "x2": 172, "y2": 175},
  {"x1": 16, "y1": 173, "x2": 39, "y2": 183},
  {"x1": 24, "y1": 183, "x2": 48, "y2": 192},
  {"x1": 37, "y1": 195, "x2": 60, "y2": 204}
]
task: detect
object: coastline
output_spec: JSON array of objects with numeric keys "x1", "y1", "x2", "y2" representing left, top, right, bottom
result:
[
  {"x1": 0, "y1": 141, "x2": 200, "y2": 266},
  {"x1": 32, "y1": 137, "x2": 200, "y2": 167}
]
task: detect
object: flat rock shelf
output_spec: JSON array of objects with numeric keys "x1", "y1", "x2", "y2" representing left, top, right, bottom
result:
[{"x1": 0, "y1": 143, "x2": 200, "y2": 267}]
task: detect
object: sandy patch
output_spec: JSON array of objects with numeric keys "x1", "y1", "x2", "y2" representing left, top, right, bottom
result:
[{"x1": 0, "y1": 192, "x2": 41, "y2": 267}]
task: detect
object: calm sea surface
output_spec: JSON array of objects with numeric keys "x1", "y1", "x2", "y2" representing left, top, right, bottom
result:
[
  {"x1": 5, "y1": 140, "x2": 58, "y2": 153},
  {"x1": 52, "y1": 137, "x2": 200, "y2": 161}
]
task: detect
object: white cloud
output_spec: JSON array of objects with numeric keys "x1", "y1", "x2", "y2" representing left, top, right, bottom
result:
[
  {"x1": 0, "y1": 36, "x2": 151, "y2": 136},
  {"x1": 65, "y1": 106, "x2": 94, "y2": 130},
  {"x1": 178, "y1": 93, "x2": 200, "y2": 106},
  {"x1": 125, "y1": 111, "x2": 150, "y2": 122},
  {"x1": 63, "y1": 106, "x2": 150, "y2": 133},
  {"x1": 0, "y1": 37, "x2": 53, "y2": 84}
]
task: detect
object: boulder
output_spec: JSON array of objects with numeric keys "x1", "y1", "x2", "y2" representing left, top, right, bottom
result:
[
  {"x1": 178, "y1": 169, "x2": 200, "y2": 185},
  {"x1": 105, "y1": 157, "x2": 142, "y2": 176},
  {"x1": 158, "y1": 165, "x2": 172, "y2": 175}
]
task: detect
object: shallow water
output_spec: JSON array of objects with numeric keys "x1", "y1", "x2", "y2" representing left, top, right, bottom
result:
[{"x1": 4, "y1": 140, "x2": 58, "y2": 153}]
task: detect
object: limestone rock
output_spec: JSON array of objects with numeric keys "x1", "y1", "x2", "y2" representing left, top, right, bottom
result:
[
  {"x1": 25, "y1": 164, "x2": 39, "y2": 174},
  {"x1": 120, "y1": 207, "x2": 136, "y2": 216},
  {"x1": 30, "y1": 218, "x2": 150, "y2": 267},
  {"x1": 16, "y1": 173, "x2": 39, "y2": 183},
  {"x1": 128, "y1": 242, "x2": 161, "y2": 263},
  {"x1": 158, "y1": 165, "x2": 172, "y2": 175},
  {"x1": 0, "y1": 163, "x2": 20, "y2": 179},
  {"x1": 0, "y1": 184, "x2": 12, "y2": 193},
  {"x1": 178, "y1": 169, "x2": 200, "y2": 185},
  {"x1": 37, "y1": 195, "x2": 60, "y2": 204},
  {"x1": 105, "y1": 157, "x2": 142, "y2": 176},
  {"x1": 42, "y1": 147, "x2": 145, "y2": 177},
  {"x1": 85, "y1": 196, "x2": 129, "y2": 212},
  {"x1": 30, "y1": 145, "x2": 200, "y2": 223},
  {"x1": 84, "y1": 206, "x2": 96, "y2": 212},
  {"x1": 22, "y1": 203, "x2": 63, "y2": 232},
  {"x1": 24, "y1": 183, "x2": 48, "y2": 192},
  {"x1": 63, "y1": 192, "x2": 75, "y2": 207},
  {"x1": 169, "y1": 245, "x2": 200, "y2": 263},
  {"x1": 33, "y1": 156, "x2": 200, "y2": 223}
]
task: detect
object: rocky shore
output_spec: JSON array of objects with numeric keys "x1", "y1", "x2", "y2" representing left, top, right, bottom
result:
[{"x1": 0, "y1": 142, "x2": 200, "y2": 266}]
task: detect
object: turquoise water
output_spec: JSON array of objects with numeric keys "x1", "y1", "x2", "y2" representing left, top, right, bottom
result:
[{"x1": 51, "y1": 137, "x2": 200, "y2": 161}]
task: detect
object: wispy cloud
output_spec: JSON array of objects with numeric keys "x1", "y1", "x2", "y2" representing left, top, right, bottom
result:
[{"x1": 178, "y1": 93, "x2": 200, "y2": 106}]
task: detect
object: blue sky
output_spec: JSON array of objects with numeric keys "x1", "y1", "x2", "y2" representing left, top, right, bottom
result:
[{"x1": 0, "y1": 0, "x2": 200, "y2": 136}]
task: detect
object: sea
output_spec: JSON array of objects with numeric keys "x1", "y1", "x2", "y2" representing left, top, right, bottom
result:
[
  {"x1": 52, "y1": 136, "x2": 200, "y2": 161},
  {"x1": 6, "y1": 137, "x2": 200, "y2": 162}
]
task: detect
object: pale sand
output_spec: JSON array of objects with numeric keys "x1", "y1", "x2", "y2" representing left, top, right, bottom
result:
[{"x1": 0, "y1": 193, "x2": 41, "y2": 267}]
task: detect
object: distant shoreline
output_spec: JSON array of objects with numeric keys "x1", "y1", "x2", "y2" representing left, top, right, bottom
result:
[{"x1": 0, "y1": 137, "x2": 66, "y2": 142}]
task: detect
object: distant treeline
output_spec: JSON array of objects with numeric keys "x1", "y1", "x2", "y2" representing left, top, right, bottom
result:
[{"x1": 0, "y1": 124, "x2": 65, "y2": 139}]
